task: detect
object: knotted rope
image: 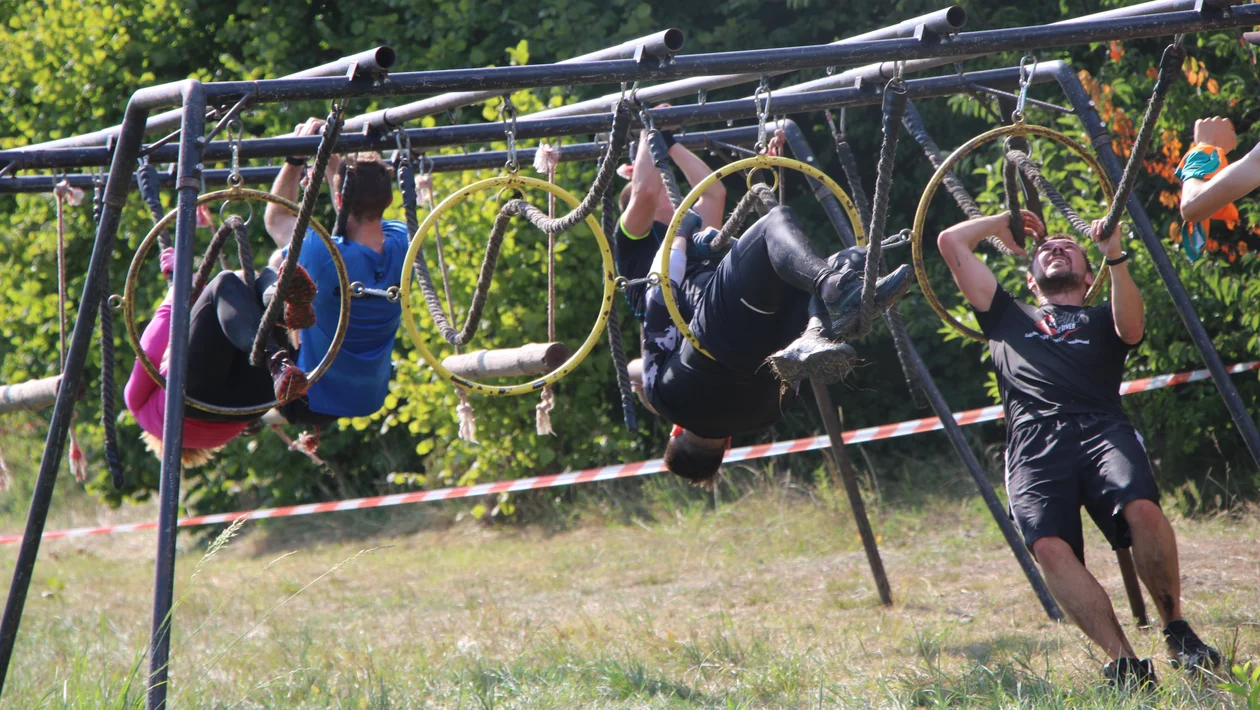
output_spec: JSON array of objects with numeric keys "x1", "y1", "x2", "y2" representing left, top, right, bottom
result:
[
  {"x1": 53, "y1": 181, "x2": 87, "y2": 482},
  {"x1": 413, "y1": 100, "x2": 632, "y2": 348},
  {"x1": 856, "y1": 82, "x2": 907, "y2": 338},
  {"x1": 400, "y1": 150, "x2": 477, "y2": 441},
  {"x1": 1099, "y1": 41, "x2": 1184, "y2": 240},
  {"x1": 1004, "y1": 149, "x2": 1092, "y2": 240},
  {"x1": 190, "y1": 215, "x2": 255, "y2": 304},
  {"x1": 250, "y1": 102, "x2": 345, "y2": 368},
  {"x1": 92, "y1": 175, "x2": 125, "y2": 487},
  {"x1": 534, "y1": 142, "x2": 562, "y2": 436},
  {"x1": 601, "y1": 174, "x2": 637, "y2": 431},
  {"x1": 717, "y1": 183, "x2": 779, "y2": 245},
  {"x1": 136, "y1": 161, "x2": 171, "y2": 251}
]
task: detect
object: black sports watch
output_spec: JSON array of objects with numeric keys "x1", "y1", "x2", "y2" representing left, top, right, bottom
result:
[
  {"x1": 284, "y1": 156, "x2": 308, "y2": 167},
  {"x1": 1105, "y1": 251, "x2": 1130, "y2": 267}
]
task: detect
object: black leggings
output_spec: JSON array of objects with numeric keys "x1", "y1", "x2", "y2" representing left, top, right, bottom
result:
[
  {"x1": 691, "y1": 206, "x2": 835, "y2": 373},
  {"x1": 185, "y1": 270, "x2": 277, "y2": 422}
]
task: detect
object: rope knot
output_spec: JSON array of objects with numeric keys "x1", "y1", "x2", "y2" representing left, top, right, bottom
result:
[
  {"x1": 415, "y1": 172, "x2": 434, "y2": 205},
  {"x1": 532, "y1": 141, "x2": 562, "y2": 175},
  {"x1": 53, "y1": 180, "x2": 85, "y2": 206}
]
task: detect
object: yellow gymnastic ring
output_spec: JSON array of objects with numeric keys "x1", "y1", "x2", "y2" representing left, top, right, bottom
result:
[
  {"x1": 911, "y1": 123, "x2": 1114, "y2": 343},
  {"x1": 124, "y1": 186, "x2": 351, "y2": 416},
  {"x1": 659, "y1": 153, "x2": 865, "y2": 359},
  {"x1": 399, "y1": 174, "x2": 615, "y2": 397}
]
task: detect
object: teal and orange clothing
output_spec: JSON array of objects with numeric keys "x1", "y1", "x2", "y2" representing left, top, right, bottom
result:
[{"x1": 1175, "y1": 143, "x2": 1239, "y2": 261}]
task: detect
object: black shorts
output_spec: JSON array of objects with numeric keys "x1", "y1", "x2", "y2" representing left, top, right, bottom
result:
[
  {"x1": 1005, "y1": 413, "x2": 1160, "y2": 564},
  {"x1": 691, "y1": 217, "x2": 812, "y2": 375}
]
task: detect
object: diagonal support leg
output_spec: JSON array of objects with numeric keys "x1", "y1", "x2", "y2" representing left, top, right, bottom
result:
[
  {"x1": 777, "y1": 119, "x2": 1063, "y2": 621},
  {"x1": 811, "y1": 380, "x2": 893, "y2": 606}
]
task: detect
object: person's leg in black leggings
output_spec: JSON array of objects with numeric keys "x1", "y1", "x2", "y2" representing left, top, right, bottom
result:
[
  {"x1": 746, "y1": 206, "x2": 852, "y2": 302},
  {"x1": 185, "y1": 272, "x2": 275, "y2": 421}
]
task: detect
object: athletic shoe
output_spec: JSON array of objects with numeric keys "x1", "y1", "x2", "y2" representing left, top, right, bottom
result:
[
  {"x1": 767, "y1": 328, "x2": 857, "y2": 384},
  {"x1": 824, "y1": 263, "x2": 913, "y2": 339},
  {"x1": 279, "y1": 263, "x2": 317, "y2": 330},
  {"x1": 1102, "y1": 657, "x2": 1158, "y2": 691},
  {"x1": 269, "y1": 350, "x2": 308, "y2": 404},
  {"x1": 1164, "y1": 620, "x2": 1222, "y2": 671}
]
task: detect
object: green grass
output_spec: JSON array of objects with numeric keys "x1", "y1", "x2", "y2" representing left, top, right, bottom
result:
[{"x1": 0, "y1": 457, "x2": 1256, "y2": 708}]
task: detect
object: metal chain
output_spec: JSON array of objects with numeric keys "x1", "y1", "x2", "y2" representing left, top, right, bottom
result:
[
  {"x1": 753, "y1": 77, "x2": 772, "y2": 153},
  {"x1": 1011, "y1": 53, "x2": 1038, "y2": 124},
  {"x1": 500, "y1": 97, "x2": 519, "y2": 173}
]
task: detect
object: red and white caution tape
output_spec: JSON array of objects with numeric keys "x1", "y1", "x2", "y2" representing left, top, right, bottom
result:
[{"x1": 4, "y1": 361, "x2": 1256, "y2": 545}]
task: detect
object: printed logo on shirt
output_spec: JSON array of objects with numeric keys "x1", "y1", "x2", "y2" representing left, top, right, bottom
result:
[{"x1": 1026, "y1": 310, "x2": 1091, "y2": 344}]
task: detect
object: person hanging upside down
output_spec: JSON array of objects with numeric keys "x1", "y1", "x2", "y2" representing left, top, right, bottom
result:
[
  {"x1": 937, "y1": 210, "x2": 1219, "y2": 688},
  {"x1": 1176, "y1": 116, "x2": 1253, "y2": 261},
  {"x1": 124, "y1": 248, "x2": 314, "y2": 467},
  {"x1": 265, "y1": 117, "x2": 409, "y2": 425},
  {"x1": 617, "y1": 122, "x2": 726, "y2": 320},
  {"x1": 637, "y1": 205, "x2": 911, "y2": 487}
]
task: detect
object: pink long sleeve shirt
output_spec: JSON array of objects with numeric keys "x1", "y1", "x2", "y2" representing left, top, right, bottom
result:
[{"x1": 123, "y1": 296, "x2": 247, "y2": 449}]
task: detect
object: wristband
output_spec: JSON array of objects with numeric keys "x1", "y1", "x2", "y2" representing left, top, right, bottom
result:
[
  {"x1": 660, "y1": 130, "x2": 675, "y2": 148},
  {"x1": 1105, "y1": 251, "x2": 1129, "y2": 267},
  {"x1": 285, "y1": 156, "x2": 308, "y2": 167}
]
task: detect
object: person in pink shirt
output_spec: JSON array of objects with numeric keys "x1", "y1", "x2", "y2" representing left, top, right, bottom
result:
[{"x1": 125, "y1": 247, "x2": 315, "y2": 467}]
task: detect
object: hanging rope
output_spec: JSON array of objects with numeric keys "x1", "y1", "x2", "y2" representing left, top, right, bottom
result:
[
  {"x1": 856, "y1": 79, "x2": 908, "y2": 338},
  {"x1": 413, "y1": 99, "x2": 632, "y2": 348},
  {"x1": 190, "y1": 216, "x2": 254, "y2": 305},
  {"x1": 53, "y1": 180, "x2": 87, "y2": 482},
  {"x1": 902, "y1": 100, "x2": 1025, "y2": 260},
  {"x1": 400, "y1": 144, "x2": 476, "y2": 442},
  {"x1": 716, "y1": 183, "x2": 778, "y2": 246},
  {"x1": 250, "y1": 101, "x2": 346, "y2": 368},
  {"x1": 1002, "y1": 155, "x2": 1027, "y2": 251},
  {"x1": 534, "y1": 142, "x2": 562, "y2": 436},
  {"x1": 1099, "y1": 40, "x2": 1185, "y2": 240},
  {"x1": 601, "y1": 169, "x2": 637, "y2": 431},
  {"x1": 91, "y1": 173, "x2": 125, "y2": 488},
  {"x1": 136, "y1": 161, "x2": 172, "y2": 251},
  {"x1": 825, "y1": 108, "x2": 873, "y2": 230},
  {"x1": 1005, "y1": 149, "x2": 1093, "y2": 240}
]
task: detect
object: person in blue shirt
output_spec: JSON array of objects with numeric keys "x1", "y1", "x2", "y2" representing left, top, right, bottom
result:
[{"x1": 264, "y1": 117, "x2": 409, "y2": 426}]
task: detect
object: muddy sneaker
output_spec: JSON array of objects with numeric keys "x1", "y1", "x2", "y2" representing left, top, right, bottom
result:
[
  {"x1": 269, "y1": 350, "x2": 308, "y2": 404},
  {"x1": 767, "y1": 328, "x2": 857, "y2": 384},
  {"x1": 279, "y1": 263, "x2": 317, "y2": 330},
  {"x1": 1164, "y1": 620, "x2": 1221, "y2": 672},
  {"x1": 1103, "y1": 657, "x2": 1158, "y2": 691},
  {"x1": 824, "y1": 264, "x2": 913, "y2": 339}
]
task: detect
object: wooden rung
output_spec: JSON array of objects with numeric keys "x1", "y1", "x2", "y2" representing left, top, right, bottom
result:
[
  {"x1": 441, "y1": 342, "x2": 573, "y2": 379},
  {"x1": 0, "y1": 376, "x2": 62, "y2": 415}
]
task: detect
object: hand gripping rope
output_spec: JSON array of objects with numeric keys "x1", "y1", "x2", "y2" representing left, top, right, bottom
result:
[
  {"x1": 398, "y1": 99, "x2": 630, "y2": 397},
  {"x1": 910, "y1": 41, "x2": 1181, "y2": 343},
  {"x1": 911, "y1": 124, "x2": 1115, "y2": 343},
  {"x1": 250, "y1": 102, "x2": 348, "y2": 368},
  {"x1": 123, "y1": 118, "x2": 351, "y2": 416}
]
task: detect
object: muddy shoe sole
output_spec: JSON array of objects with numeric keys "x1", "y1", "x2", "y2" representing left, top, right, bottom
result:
[{"x1": 768, "y1": 330, "x2": 857, "y2": 385}]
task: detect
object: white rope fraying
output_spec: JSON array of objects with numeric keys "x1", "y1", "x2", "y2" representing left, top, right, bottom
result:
[
  {"x1": 532, "y1": 141, "x2": 562, "y2": 175},
  {"x1": 535, "y1": 387, "x2": 555, "y2": 436},
  {"x1": 456, "y1": 388, "x2": 478, "y2": 443},
  {"x1": 414, "y1": 172, "x2": 434, "y2": 206},
  {"x1": 53, "y1": 180, "x2": 85, "y2": 206}
]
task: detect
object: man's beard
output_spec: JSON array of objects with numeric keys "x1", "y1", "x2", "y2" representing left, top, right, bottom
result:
[{"x1": 1033, "y1": 269, "x2": 1084, "y2": 296}]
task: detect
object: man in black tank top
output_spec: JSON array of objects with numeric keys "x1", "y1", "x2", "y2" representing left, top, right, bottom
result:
[{"x1": 938, "y1": 210, "x2": 1219, "y2": 688}]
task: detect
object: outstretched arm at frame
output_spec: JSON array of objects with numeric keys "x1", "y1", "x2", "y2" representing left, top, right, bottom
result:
[
  {"x1": 1180, "y1": 117, "x2": 1260, "y2": 224},
  {"x1": 1090, "y1": 219, "x2": 1144, "y2": 345},
  {"x1": 937, "y1": 211, "x2": 1039, "y2": 312}
]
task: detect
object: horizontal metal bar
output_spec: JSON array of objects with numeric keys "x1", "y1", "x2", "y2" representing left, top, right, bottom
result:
[
  {"x1": 526, "y1": 4, "x2": 968, "y2": 120},
  {"x1": 342, "y1": 29, "x2": 686, "y2": 133},
  {"x1": 0, "y1": 64, "x2": 1051, "y2": 192},
  {"x1": 3, "y1": 3, "x2": 1253, "y2": 173},
  {"x1": 18, "y1": 47, "x2": 397, "y2": 152}
]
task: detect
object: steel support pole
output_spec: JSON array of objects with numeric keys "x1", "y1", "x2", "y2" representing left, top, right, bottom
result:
[
  {"x1": 0, "y1": 100, "x2": 160, "y2": 700},
  {"x1": 811, "y1": 381, "x2": 894, "y2": 605},
  {"x1": 776, "y1": 119, "x2": 1063, "y2": 621},
  {"x1": 145, "y1": 84, "x2": 206, "y2": 710},
  {"x1": 1054, "y1": 64, "x2": 1260, "y2": 469}
]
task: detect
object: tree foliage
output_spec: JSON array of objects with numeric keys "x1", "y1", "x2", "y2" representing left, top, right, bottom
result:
[{"x1": 0, "y1": 0, "x2": 1256, "y2": 517}]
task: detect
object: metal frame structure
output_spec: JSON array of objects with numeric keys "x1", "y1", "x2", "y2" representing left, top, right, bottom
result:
[{"x1": 0, "y1": 3, "x2": 1257, "y2": 707}]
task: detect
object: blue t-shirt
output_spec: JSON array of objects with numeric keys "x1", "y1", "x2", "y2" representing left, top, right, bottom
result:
[{"x1": 286, "y1": 220, "x2": 409, "y2": 417}]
